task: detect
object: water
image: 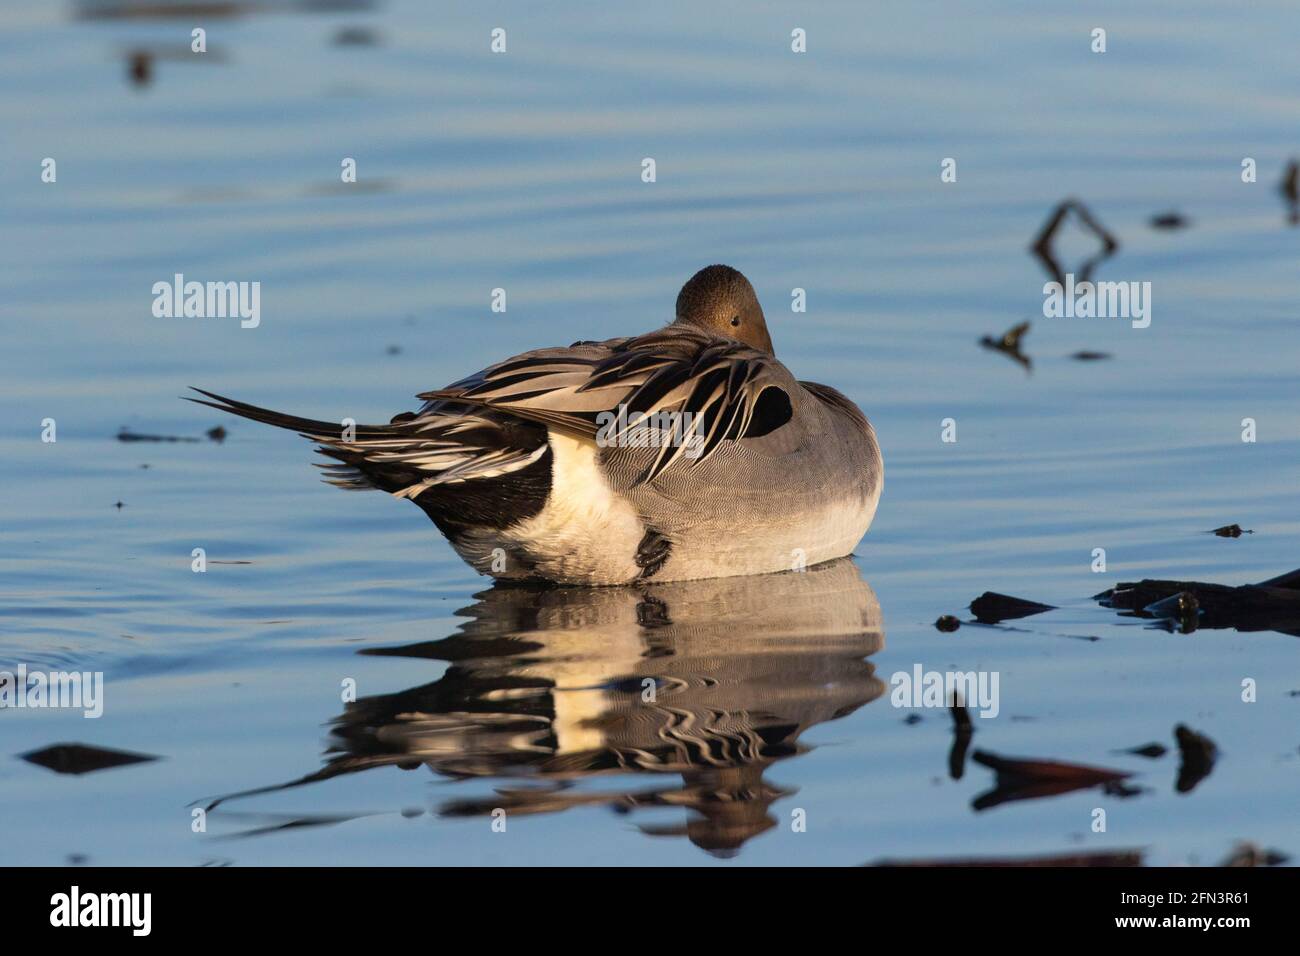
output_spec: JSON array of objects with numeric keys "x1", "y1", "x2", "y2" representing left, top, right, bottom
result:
[{"x1": 2, "y1": 0, "x2": 1298, "y2": 866}]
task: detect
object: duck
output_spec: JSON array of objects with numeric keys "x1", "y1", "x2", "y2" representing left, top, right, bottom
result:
[{"x1": 189, "y1": 265, "x2": 882, "y2": 585}]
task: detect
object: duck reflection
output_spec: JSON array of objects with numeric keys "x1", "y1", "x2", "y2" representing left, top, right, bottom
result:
[{"x1": 211, "y1": 558, "x2": 885, "y2": 856}]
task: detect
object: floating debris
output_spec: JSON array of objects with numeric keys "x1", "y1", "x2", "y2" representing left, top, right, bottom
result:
[
  {"x1": 903, "y1": 713, "x2": 923, "y2": 725},
  {"x1": 118, "y1": 41, "x2": 230, "y2": 84},
  {"x1": 1095, "y1": 566, "x2": 1300, "y2": 636},
  {"x1": 1174, "y1": 724, "x2": 1217, "y2": 794},
  {"x1": 1116, "y1": 742, "x2": 1167, "y2": 759},
  {"x1": 1150, "y1": 211, "x2": 1189, "y2": 230},
  {"x1": 333, "y1": 25, "x2": 380, "y2": 46},
  {"x1": 1030, "y1": 198, "x2": 1119, "y2": 286},
  {"x1": 872, "y1": 848, "x2": 1143, "y2": 867},
  {"x1": 973, "y1": 751, "x2": 1132, "y2": 783},
  {"x1": 979, "y1": 321, "x2": 1032, "y2": 371},
  {"x1": 21, "y1": 743, "x2": 159, "y2": 776},
  {"x1": 1104, "y1": 780, "x2": 1146, "y2": 799},
  {"x1": 114, "y1": 501, "x2": 124, "y2": 510},
  {"x1": 969, "y1": 592, "x2": 1056, "y2": 624},
  {"x1": 127, "y1": 49, "x2": 151, "y2": 86},
  {"x1": 970, "y1": 749, "x2": 1133, "y2": 811},
  {"x1": 949, "y1": 698, "x2": 973, "y2": 780},
  {"x1": 118, "y1": 426, "x2": 227, "y2": 443},
  {"x1": 117, "y1": 429, "x2": 198, "y2": 443},
  {"x1": 1070, "y1": 350, "x2": 1111, "y2": 361},
  {"x1": 1145, "y1": 591, "x2": 1201, "y2": 634},
  {"x1": 77, "y1": 0, "x2": 378, "y2": 21},
  {"x1": 386, "y1": 344, "x2": 403, "y2": 356},
  {"x1": 934, "y1": 615, "x2": 961, "y2": 632},
  {"x1": 1282, "y1": 160, "x2": 1299, "y2": 225},
  {"x1": 1220, "y1": 842, "x2": 1289, "y2": 867},
  {"x1": 993, "y1": 320, "x2": 1027, "y2": 348},
  {"x1": 1210, "y1": 523, "x2": 1252, "y2": 538}
]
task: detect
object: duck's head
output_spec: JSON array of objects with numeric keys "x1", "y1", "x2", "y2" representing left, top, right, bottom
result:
[{"x1": 673, "y1": 264, "x2": 774, "y2": 354}]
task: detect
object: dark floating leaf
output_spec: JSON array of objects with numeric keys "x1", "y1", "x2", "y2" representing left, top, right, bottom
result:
[
  {"x1": 206, "y1": 425, "x2": 227, "y2": 443},
  {"x1": 934, "y1": 614, "x2": 961, "y2": 632},
  {"x1": 1282, "y1": 160, "x2": 1299, "y2": 225},
  {"x1": 117, "y1": 429, "x2": 199, "y2": 443},
  {"x1": 1220, "y1": 842, "x2": 1289, "y2": 867},
  {"x1": 948, "y1": 699, "x2": 973, "y2": 780},
  {"x1": 1030, "y1": 198, "x2": 1119, "y2": 287},
  {"x1": 993, "y1": 322, "x2": 1030, "y2": 351},
  {"x1": 1174, "y1": 724, "x2": 1217, "y2": 794},
  {"x1": 970, "y1": 749, "x2": 1133, "y2": 811},
  {"x1": 1095, "y1": 566, "x2": 1300, "y2": 636},
  {"x1": 979, "y1": 321, "x2": 1032, "y2": 371},
  {"x1": 1103, "y1": 780, "x2": 1146, "y2": 799},
  {"x1": 1150, "y1": 211, "x2": 1189, "y2": 230},
  {"x1": 127, "y1": 50, "x2": 151, "y2": 87},
  {"x1": 1210, "y1": 523, "x2": 1252, "y2": 537},
  {"x1": 969, "y1": 592, "x2": 1056, "y2": 624},
  {"x1": 1116, "y1": 742, "x2": 1167, "y2": 759},
  {"x1": 951, "y1": 701, "x2": 972, "y2": 732},
  {"x1": 21, "y1": 743, "x2": 159, "y2": 776},
  {"x1": 1070, "y1": 350, "x2": 1111, "y2": 361},
  {"x1": 872, "y1": 849, "x2": 1143, "y2": 867},
  {"x1": 973, "y1": 750, "x2": 1131, "y2": 783}
]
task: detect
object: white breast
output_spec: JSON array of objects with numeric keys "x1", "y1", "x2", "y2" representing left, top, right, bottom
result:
[{"x1": 451, "y1": 430, "x2": 646, "y2": 585}]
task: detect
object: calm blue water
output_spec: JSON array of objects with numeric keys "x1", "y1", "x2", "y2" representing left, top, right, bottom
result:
[{"x1": 2, "y1": 0, "x2": 1298, "y2": 865}]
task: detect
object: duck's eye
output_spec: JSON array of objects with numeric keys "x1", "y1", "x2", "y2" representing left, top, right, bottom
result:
[{"x1": 730, "y1": 315, "x2": 740, "y2": 327}]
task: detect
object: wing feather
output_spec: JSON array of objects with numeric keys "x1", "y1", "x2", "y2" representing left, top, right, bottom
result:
[{"x1": 419, "y1": 326, "x2": 793, "y2": 483}]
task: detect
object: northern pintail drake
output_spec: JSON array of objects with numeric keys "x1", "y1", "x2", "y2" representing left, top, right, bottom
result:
[{"x1": 191, "y1": 265, "x2": 883, "y2": 585}]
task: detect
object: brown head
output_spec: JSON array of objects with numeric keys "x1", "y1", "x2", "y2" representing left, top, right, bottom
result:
[{"x1": 672, "y1": 264, "x2": 774, "y2": 354}]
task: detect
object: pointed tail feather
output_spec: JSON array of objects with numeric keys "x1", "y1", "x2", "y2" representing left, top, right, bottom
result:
[
  {"x1": 186, "y1": 387, "x2": 549, "y2": 499},
  {"x1": 185, "y1": 387, "x2": 392, "y2": 439}
]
